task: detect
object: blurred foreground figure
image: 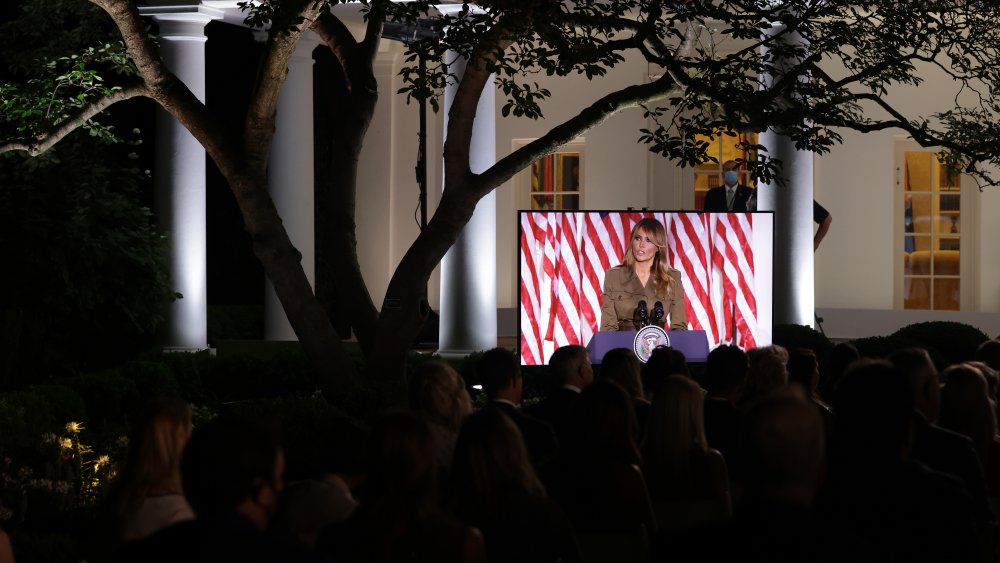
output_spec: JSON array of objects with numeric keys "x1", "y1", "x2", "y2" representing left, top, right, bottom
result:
[{"x1": 116, "y1": 414, "x2": 303, "y2": 562}]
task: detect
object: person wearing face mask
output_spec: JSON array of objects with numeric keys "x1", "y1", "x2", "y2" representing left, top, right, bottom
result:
[
  {"x1": 703, "y1": 161, "x2": 833, "y2": 250},
  {"x1": 703, "y1": 160, "x2": 754, "y2": 212}
]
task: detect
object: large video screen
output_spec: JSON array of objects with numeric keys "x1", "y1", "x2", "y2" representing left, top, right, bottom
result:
[{"x1": 518, "y1": 211, "x2": 773, "y2": 365}]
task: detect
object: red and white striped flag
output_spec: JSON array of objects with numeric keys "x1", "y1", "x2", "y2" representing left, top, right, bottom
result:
[{"x1": 519, "y1": 211, "x2": 758, "y2": 365}]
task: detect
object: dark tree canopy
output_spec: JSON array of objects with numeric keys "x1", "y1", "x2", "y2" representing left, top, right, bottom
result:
[{"x1": 3, "y1": 0, "x2": 1000, "y2": 392}]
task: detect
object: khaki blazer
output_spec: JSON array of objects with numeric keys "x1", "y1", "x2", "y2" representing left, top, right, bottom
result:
[{"x1": 599, "y1": 265, "x2": 687, "y2": 332}]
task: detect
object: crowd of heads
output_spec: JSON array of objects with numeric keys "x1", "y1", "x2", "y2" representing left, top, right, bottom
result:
[{"x1": 96, "y1": 335, "x2": 1000, "y2": 563}]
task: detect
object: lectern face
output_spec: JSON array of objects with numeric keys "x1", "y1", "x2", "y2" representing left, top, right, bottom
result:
[{"x1": 517, "y1": 211, "x2": 773, "y2": 366}]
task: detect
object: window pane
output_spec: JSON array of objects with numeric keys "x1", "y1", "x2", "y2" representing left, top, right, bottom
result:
[
  {"x1": 531, "y1": 194, "x2": 555, "y2": 210},
  {"x1": 936, "y1": 193, "x2": 960, "y2": 235},
  {"x1": 907, "y1": 194, "x2": 933, "y2": 235},
  {"x1": 934, "y1": 278, "x2": 960, "y2": 310},
  {"x1": 938, "y1": 158, "x2": 960, "y2": 190},
  {"x1": 934, "y1": 247, "x2": 960, "y2": 275},
  {"x1": 531, "y1": 158, "x2": 553, "y2": 193},
  {"x1": 905, "y1": 249, "x2": 932, "y2": 276},
  {"x1": 905, "y1": 152, "x2": 933, "y2": 191},
  {"x1": 559, "y1": 194, "x2": 580, "y2": 210},
  {"x1": 694, "y1": 133, "x2": 717, "y2": 170},
  {"x1": 557, "y1": 154, "x2": 580, "y2": 191},
  {"x1": 696, "y1": 173, "x2": 719, "y2": 190},
  {"x1": 904, "y1": 276, "x2": 931, "y2": 309}
]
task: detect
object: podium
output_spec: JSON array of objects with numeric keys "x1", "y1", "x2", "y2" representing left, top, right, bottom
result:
[{"x1": 586, "y1": 330, "x2": 710, "y2": 364}]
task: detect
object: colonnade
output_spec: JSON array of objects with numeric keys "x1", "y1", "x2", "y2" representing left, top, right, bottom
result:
[{"x1": 139, "y1": 2, "x2": 499, "y2": 351}]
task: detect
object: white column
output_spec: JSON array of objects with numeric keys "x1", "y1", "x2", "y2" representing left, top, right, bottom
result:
[
  {"x1": 438, "y1": 52, "x2": 497, "y2": 356},
  {"x1": 140, "y1": 4, "x2": 222, "y2": 351},
  {"x1": 264, "y1": 32, "x2": 321, "y2": 340},
  {"x1": 758, "y1": 23, "x2": 814, "y2": 327}
]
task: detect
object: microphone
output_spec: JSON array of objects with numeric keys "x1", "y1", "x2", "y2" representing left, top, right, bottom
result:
[
  {"x1": 635, "y1": 300, "x2": 648, "y2": 328},
  {"x1": 652, "y1": 301, "x2": 664, "y2": 327}
]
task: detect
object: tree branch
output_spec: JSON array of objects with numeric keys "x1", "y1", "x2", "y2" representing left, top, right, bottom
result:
[
  {"x1": 312, "y1": 10, "x2": 360, "y2": 83},
  {"x1": 477, "y1": 75, "x2": 677, "y2": 194},
  {"x1": 244, "y1": 1, "x2": 330, "y2": 173},
  {"x1": 0, "y1": 82, "x2": 148, "y2": 156},
  {"x1": 88, "y1": 0, "x2": 245, "y2": 178}
]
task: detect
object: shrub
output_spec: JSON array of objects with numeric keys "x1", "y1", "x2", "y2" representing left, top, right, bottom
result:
[
  {"x1": 850, "y1": 334, "x2": 920, "y2": 359},
  {"x1": 59, "y1": 372, "x2": 138, "y2": 436},
  {"x1": 772, "y1": 323, "x2": 834, "y2": 360},
  {"x1": 117, "y1": 360, "x2": 178, "y2": 399},
  {"x1": 0, "y1": 385, "x2": 85, "y2": 457},
  {"x1": 893, "y1": 321, "x2": 990, "y2": 368},
  {"x1": 155, "y1": 350, "x2": 211, "y2": 404}
]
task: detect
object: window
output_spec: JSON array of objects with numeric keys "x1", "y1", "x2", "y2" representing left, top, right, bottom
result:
[
  {"x1": 515, "y1": 138, "x2": 584, "y2": 211},
  {"x1": 529, "y1": 151, "x2": 582, "y2": 210},
  {"x1": 692, "y1": 132, "x2": 758, "y2": 210},
  {"x1": 900, "y1": 150, "x2": 961, "y2": 310}
]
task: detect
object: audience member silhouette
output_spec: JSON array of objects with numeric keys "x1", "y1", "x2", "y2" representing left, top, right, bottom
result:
[
  {"x1": 475, "y1": 347, "x2": 557, "y2": 468},
  {"x1": 819, "y1": 341, "x2": 860, "y2": 405},
  {"x1": 107, "y1": 398, "x2": 194, "y2": 544},
  {"x1": 968, "y1": 360, "x2": 1000, "y2": 405},
  {"x1": 447, "y1": 409, "x2": 582, "y2": 563},
  {"x1": 319, "y1": 411, "x2": 486, "y2": 563},
  {"x1": 527, "y1": 345, "x2": 593, "y2": 441},
  {"x1": 976, "y1": 339, "x2": 1000, "y2": 373},
  {"x1": 739, "y1": 345, "x2": 789, "y2": 409},
  {"x1": 939, "y1": 363, "x2": 996, "y2": 469},
  {"x1": 740, "y1": 390, "x2": 827, "y2": 524},
  {"x1": 889, "y1": 348, "x2": 991, "y2": 530},
  {"x1": 787, "y1": 348, "x2": 835, "y2": 452},
  {"x1": 271, "y1": 474, "x2": 358, "y2": 552},
  {"x1": 820, "y1": 359, "x2": 983, "y2": 563},
  {"x1": 702, "y1": 344, "x2": 748, "y2": 484},
  {"x1": 641, "y1": 346, "x2": 689, "y2": 400},
  {"x1": 545, "y1": 380, "x2": 657, "y2": 545},
  {"x1": 116, "y1": 414, "x2": 297, "y2": 562},
  {"x1": 409, "y1": 361, "x2": 473, "y2": 471},
  {"x1": 687, "y1": 390, "x2": 838, "y2": 562},
  {"x1": 599, "y1": 347, "x2": 650, "y2": 440},
  {"x1": 642, "y1": 375, "x2": 730, "y2": 531}
]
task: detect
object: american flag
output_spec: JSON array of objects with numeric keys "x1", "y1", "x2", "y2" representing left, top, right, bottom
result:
[{"x1": 519, "y1": 211, "x2": 758, "y2": 365}]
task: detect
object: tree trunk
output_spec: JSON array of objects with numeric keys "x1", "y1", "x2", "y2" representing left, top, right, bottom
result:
[
  {"x1": 226, "y1": 169, "x2": 362, "y2": 397},
  {"x1": 369, "y1": 184, "x2": 482, "y2": 385},
  {"x1": 314, "y1": 47, "x2": 379, "y2": 356}
]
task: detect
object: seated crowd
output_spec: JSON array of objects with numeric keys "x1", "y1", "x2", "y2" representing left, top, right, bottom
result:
[{"x1": 85, "y1": 337, "x2": 1000, "y2": 562}]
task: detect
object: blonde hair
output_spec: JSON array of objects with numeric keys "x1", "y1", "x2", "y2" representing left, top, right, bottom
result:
[
  {"x1": 742, "y1": 345, "x2": 790, "y2": 406},
  {"x1": 623, "y1": 218, "x2": 674, "y2": 300},
  {"x1": 116, "y1": 398, "x2": 193, "y2": 514},
  {"x1": 409, "y1": 361, "x2": 472, "y2": 432}
]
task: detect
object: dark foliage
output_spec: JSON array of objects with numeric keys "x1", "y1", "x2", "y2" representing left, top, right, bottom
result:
[{"x1": 892, "y1": 321, "x2": 990, "y2": 368}]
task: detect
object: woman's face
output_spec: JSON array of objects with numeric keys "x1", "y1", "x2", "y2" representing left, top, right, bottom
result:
[{"x1": 632, "y1": 228, "x2": 657, "y2": 264}]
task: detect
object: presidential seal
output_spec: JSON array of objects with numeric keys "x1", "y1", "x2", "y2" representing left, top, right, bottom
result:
[{"x1": 633, "y1": 325, "x2": 670, "y2": 363}]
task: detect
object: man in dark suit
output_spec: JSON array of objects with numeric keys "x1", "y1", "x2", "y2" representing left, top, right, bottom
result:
[
  {"x1": 477, "y1": 347, "x2": 558, "y2": 467},
  {"x1": 703, "y1": 160, "x2": 754, "y2": 212},
  {"x1": 889, "y1": 348, "x2": 992, "y2": 531},
  {"x1": 526, "y1": 345, "x2": 594, "y2": 442}
]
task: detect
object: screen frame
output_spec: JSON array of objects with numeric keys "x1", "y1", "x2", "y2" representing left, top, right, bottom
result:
[{"x1": 516, "y1": 209, "x2": 774, "y2": 365}]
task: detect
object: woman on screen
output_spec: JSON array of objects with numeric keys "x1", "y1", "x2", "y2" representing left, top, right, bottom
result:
[{"x1": 600, "y1": 217, "x2": 687, "y2": 332}]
